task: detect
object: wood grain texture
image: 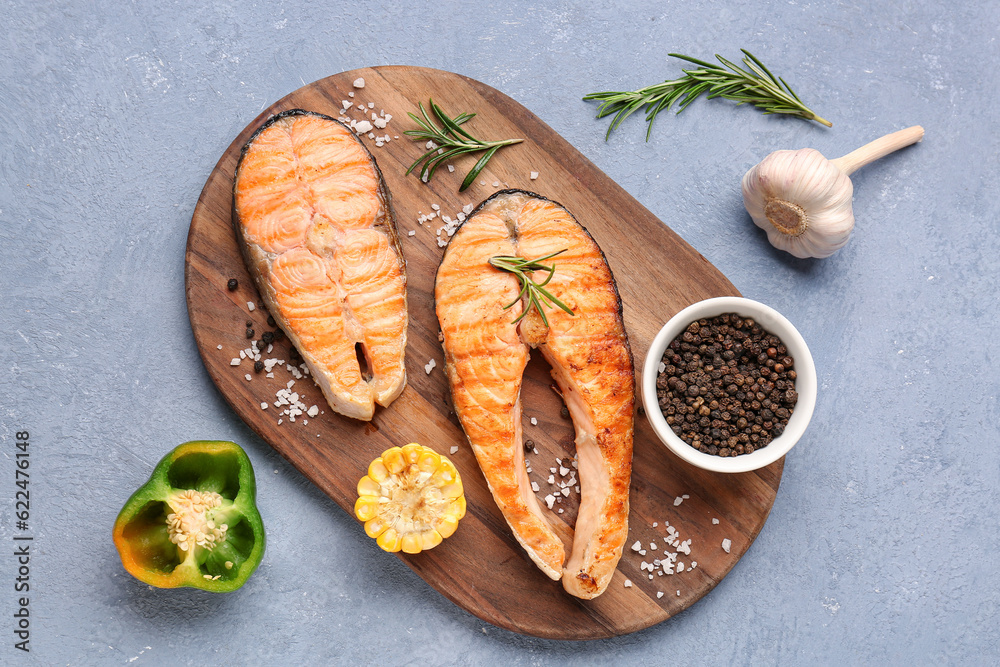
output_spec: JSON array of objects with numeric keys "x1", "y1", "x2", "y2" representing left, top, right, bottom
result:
[{"x1": 184, "y1": 66, "x2": 782, "y2": 640}]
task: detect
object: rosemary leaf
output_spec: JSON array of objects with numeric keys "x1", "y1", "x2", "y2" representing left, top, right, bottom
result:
[
  {"x1": 405, "y1": 99, "x2": 523, "y2": 191},
  {"x1": 488, "y1": 251, "x2": 575, "y2": 326},
  {"x1": 583, "y1": 49, "x2": 831, "y2": 141}
]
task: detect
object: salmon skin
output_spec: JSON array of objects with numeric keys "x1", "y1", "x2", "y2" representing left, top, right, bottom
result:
[
  {"x1": 435, "y1": 189, "x2": 634, "y2": 599},
  {"x1": 233, "y1": 109, "x2": 407, "y2": 421}
]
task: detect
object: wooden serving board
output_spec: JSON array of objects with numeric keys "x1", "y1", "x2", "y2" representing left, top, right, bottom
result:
[{"x1": 185, "y1": 66, "x2": 782, "y2": 640}]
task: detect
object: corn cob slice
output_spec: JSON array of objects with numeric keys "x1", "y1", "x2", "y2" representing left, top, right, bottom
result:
[{"x1": 355, "y1": 444, "x2": 467, "y2": 554}]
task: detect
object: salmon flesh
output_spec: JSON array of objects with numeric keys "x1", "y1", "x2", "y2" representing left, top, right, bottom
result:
[
  {"x1": 233, "y1": 109, "x2": 407, "y2": 421},
  {"x1": 435, "y1": 190, "x2": 634, "y2": 599}
]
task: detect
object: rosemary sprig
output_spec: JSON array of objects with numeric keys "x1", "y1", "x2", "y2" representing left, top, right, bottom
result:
[
  {"x1": 405, "y1": 99, "x2": 523, "y2": 191},
  {"x1": 584, "y1": 49, "x2": 831, "y2": 141},
  {"x1": 488, "y1": 250, "x2": 575, "y2": 326}
]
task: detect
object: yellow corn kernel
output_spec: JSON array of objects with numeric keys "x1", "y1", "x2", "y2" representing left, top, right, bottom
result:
[
  {"x1": 420, "y1": 530, "x2": 443, "y2": 551},
  {"x1": 440, "y1": 482, "x2": 464, "y2": 499},
  {"x1": 367, "y1": 459, "x2": 389, "y2": 483},
  {"x1": 376, "y1": 527, "x2": 402, "y2": 552},
  {"x1": 354, "y1": 443, "x2": 466, "y2": 555},
  {"x1": 357, "y1": 476, "x2": 381, "y2": 498},
  {"x1": 400, "y1": 532, "x2": 423, "y2": 554},
  {"x1": 381, "y1": 448, "x2": 405, "y2": 474},
  {"x1": 364, "y1": 516, "x2": 388, "y2": 539},
  {"x1": 354, "y1": 497, "x2": 379, "y2": 522},
  {"x1": 417, "y1": 451, "x2": 440, "y2": 473},
  {"x1": 436, "y1": 515, "x2": 459, "y2": 539},
  {"x1": 401, "y1": 443, "x2": 424, "y2": 465}
]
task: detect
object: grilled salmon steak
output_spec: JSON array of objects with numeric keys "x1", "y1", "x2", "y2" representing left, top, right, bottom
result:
[
  {"x1": 233, "y1": 110, "x2": 407, "y2": 421},
  {"x1": 435, "y1": 190, "x2": 634, "y2": 599}
]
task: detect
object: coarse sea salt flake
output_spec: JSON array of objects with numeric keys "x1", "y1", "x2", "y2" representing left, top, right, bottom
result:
[
  {"x1": 247, "y1": 302, "x2": 255, "y2": 311},
  {"x1": 659, "y1": 362, "x2": 666, "y2": 373},
  {"x1": 450, "y1": 446, "x2": 459, "y2": 454},
  {"x1": 530, "y1": 171, "x2": 539, "y2": 180},
  {"x1": 674, "y1": 496, "x2": 684, "y2": 506},
  {"x1": 230, "y1": 358, "x2": 241, "y2": 366},
  {"x1": 722, "y1": 538, "x2": 732, "y2": 553},
  {"x1": 217, "y1": 344, "x2": 223, "y2": 350},
  {"x1": 353, "y1": 77, "x2": 365, "y2": 88},
  {"x1": 657, "y1": 591, "x2": 664, "y2": 599},
  {"x1": 544, "y1": 494, "x2": 555, "y2": 509},
  {"x1": 260, "y1": 402, "x2": 268, "y2": 410},
  {"x1": 624, "y1": 579, "x2": 632, "y2": 588},
  {"x1": 531, "y1": 481, "x2": 539, "y2": 492},
  {"x1": 530, "y1": 417, "x2": 537, "y2": 426},
  {"x1": 307, "y1": 405, "x2": 319, "y2": 418},
  {"x1": 424, "y1": 359, "x2": 436, "y2": 374},
  {"x1": 355, "y1": 120, "x2": 373, "y2": 133},
  {"x1": 632, "y1": 540, "x2": 642, "y2": 552},
  {"x1": 407, "y1": 230, "x2": 416, "y2": 236},
  {"x1": 712, "y1": 518, "x2": 720, "y2": 524},
  {"x1": 245, "y1": 374, "x2": 252, "y2": 381}
]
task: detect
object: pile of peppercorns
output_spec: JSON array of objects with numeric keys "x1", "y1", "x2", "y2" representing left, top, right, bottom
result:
[{"x1": 656, "y1": 313, "x2": 797, "y2": 457}]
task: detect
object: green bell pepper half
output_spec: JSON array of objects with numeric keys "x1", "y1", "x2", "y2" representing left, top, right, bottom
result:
[{"x1": 113, "y1": 440, "x2": 265, "y2": 592}]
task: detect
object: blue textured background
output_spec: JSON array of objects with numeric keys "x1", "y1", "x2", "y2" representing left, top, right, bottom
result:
[{"x1": 2, "y1": 1, "x2": 997, "y2": 664}]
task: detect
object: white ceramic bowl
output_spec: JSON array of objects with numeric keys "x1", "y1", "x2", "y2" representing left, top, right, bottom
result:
[{"x1": 642, "y1": 297, "x2": 816, "y2": 473}]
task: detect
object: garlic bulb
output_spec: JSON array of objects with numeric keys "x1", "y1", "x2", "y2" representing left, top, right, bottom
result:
[{"x1": 742, "y1": 125, "x2": 924, "y2": 258}]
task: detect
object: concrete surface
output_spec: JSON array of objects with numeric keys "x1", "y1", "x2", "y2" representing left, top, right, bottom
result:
[{"x1": 1, "y1": 0, "x2": 998, "y2": 664}]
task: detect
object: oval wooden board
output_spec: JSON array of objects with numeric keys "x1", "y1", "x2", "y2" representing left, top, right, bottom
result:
[{"x1": 185, "y1": 66, "x2": 782, "y2": 640}]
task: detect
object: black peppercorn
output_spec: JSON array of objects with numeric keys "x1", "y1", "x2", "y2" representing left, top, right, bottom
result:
[
  {"x1": 262, "y1": 331, "x2": 274, "y2": 345},
  {"x1": 245, "y1": 328, "x2": 254, "y2": 339},
  {"x1": 227, "y1": 278, "x2": 238, "y2": 291},
  {"x1": 254, "y1": 360, "x2": 264, "y2": 373}
]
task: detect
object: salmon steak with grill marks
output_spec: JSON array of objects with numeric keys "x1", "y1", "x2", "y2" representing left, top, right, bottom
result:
[
  {"x1": 233, "y1": 109, "x2": 407, "y2": 421},
  {"x1": 435, "y1": 189, "x2": 634, "y2": 599}
]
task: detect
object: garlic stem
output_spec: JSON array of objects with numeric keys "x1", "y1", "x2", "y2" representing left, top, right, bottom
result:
[{"x1": 829, "y1": 125, "x2": 924, "y2": 176}]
